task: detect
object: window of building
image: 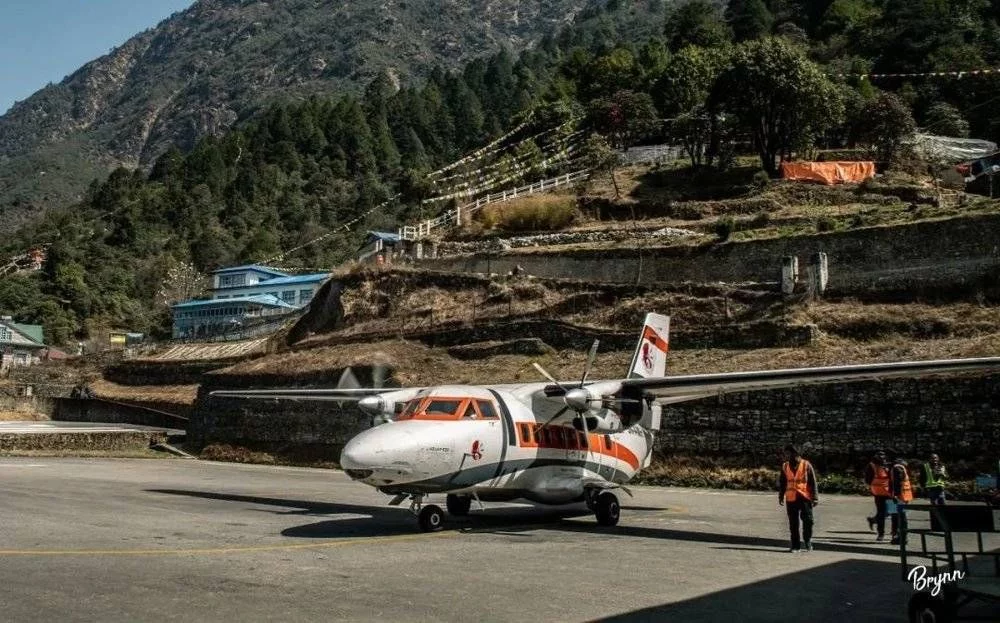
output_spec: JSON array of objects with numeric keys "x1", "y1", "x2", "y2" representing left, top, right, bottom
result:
[
  {"x1": 219, "y1": 274, "x2": 246, "y2": 288},
  {"x1": 299, "y1": 289, "x2": 313, "y2": 304},
  {"x1": 0, "y1": 326, "x2": 10, "y2": 341},
  {"x1": 282, "y1": 290, "x2": 296, "y2": 304}
]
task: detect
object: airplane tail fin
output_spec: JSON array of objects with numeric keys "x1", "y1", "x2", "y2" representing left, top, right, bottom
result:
[{"x1": 627, "y1": 313, "x2": 670, "y2": 379}]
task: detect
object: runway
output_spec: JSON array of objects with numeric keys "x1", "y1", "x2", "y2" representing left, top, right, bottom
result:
[{"x1": 0, "y1": 458, "x2": 914, "y2": 622}]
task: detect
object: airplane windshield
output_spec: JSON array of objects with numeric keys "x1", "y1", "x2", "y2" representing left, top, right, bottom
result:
[
  {"x1": 396, "y1": 397, "x2": 497, "y2": 421},
  {"x1": 424, "y1": 400, "x2": 462, "y2": 416}
]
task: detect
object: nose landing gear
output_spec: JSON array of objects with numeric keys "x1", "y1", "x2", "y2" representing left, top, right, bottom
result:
[{"x1": 406, "y1": 494, "x2": 445, "y2": 532}]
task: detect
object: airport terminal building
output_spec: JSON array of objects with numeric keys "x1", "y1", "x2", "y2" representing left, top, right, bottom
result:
[{"x1": 170, "y1": 265, "x2": 329, "y2": 340}]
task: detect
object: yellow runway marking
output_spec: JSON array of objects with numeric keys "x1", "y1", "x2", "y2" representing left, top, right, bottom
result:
[{"x1": 0, "y1": 531, "x2": 455, "y2": 557}]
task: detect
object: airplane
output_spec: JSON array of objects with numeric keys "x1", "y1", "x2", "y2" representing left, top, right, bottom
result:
[{"x1": 211, "y1": 313, "x2": 1000, "y2": 532}]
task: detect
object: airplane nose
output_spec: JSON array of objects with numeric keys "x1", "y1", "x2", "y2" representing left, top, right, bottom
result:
[{"x1": 340, "y1": 438, "x2": 376, "y2": 480}]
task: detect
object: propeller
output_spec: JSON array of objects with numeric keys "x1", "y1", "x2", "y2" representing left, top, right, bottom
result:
[
  {"x1": 533, "y1": 340, "x2": 603, "y2": 446},
  {"x1": 353, "y1": 363, "x2": 393, "y2": 426}
]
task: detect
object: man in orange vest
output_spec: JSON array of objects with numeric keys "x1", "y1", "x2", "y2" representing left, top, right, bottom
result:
[
  {"x1": 890, "y1": 457, "x2": 914, "y2": 545},
  {"x1": 864, "y1": 449, "x2": 891, "y2": 541},
  {"x1": 778, "y1": 445, "x2": 819, "y2": 552}
]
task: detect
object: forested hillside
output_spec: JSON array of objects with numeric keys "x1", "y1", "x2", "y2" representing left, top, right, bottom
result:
[
  {"x1": 1, "y1": 0, "x2": 998, "y2": 346},
  {"x1": 0, "y1": 0, "x2": 670, "y2": 226}
]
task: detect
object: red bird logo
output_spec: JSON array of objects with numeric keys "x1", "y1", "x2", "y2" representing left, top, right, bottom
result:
[
  {"x1": 642, "y1": 342, "x2": 654, "y2": 370},
  {"x1": 470, "y1": 440, "x2": 483, "y2": 461}
]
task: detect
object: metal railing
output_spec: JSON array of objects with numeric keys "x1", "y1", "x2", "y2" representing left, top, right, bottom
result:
[{"x1": 398, "y1": 169, "x2": 591, "y2": 241}]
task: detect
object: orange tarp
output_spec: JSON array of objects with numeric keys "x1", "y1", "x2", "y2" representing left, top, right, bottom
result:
[{"x1": 780, "y1": 161, "x2": 876, "y2": 185}]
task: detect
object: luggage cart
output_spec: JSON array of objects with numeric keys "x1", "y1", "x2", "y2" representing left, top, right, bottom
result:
[{"x1": 900, "y1": 502, "x2": 1000, "y2": 622}]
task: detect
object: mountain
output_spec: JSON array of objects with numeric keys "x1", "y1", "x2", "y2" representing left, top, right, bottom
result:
[{"x1": 0, "y1": 0, "x2": 604, "y2": 228}]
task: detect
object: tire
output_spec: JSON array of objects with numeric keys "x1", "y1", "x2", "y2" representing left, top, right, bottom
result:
[
  {"x1": 446, "y1": 494, "x2": 472, "y2": 516},
  {"x1": 418, "y1": 504, "x2": 445, "y2": 532},
  {"x1": 595, "y1": 492, "x2": 621, "y2": 527},
  {"x1": 908, "y1": 592, "x2": 952, "y2": 623}
]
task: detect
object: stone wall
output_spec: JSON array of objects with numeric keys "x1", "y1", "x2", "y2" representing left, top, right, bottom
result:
[
  {"x1": 54, "y1": 398, "x2": 189, "y2": 430},
  {"x1": 422, "y1": 214, "x2": 1000, "y2": 298},
  {"x1": 189, "y1": 387, "x2": 368, "y2": 458},
  {"x1": 302, "y1": 318, "x2": 817, "y2": 351},
  {"x1": 659, "y1": 372, "x2": 1000, "y2": 471}
]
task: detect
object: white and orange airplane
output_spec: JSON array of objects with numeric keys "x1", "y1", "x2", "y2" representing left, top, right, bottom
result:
[{"x1": 212, "y1": 314, "x2": 1000, "y2": 532}]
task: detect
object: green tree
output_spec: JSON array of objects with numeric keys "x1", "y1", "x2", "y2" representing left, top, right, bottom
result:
[
  {"x1": 652, "y1": 45, "x2": 729, "y2": 117},
  {"x1": 582, "y1": 133, "x2": 622, "y2": 198},
  {"x1": 923, "y1": 102, "x2": 970, "y2": 138},
  {"x1": 712, "y1": 38, "x2": 844, "y2": 175},
  {"x1": 855, "y1": 92, "x2": 916, "y2": 165},
  {"x1": 665, "y1": 1, "x2": 732, "y2": 52},
  {"x1": 586, "y1": 90, "x2": 659, "y2": 149},
  {"x1": 726, "y1": 0, "x2": 774, "y2": 42}
]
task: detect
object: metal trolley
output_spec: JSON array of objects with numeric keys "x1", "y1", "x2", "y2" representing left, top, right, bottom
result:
[{"x1": 900, "y1": 502, "x2": 1000, "y2": 622}]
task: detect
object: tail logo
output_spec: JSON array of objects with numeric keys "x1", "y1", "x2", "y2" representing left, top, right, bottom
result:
[{"x1": 641, "y1": 342, "x2": 654, "y2": 371}]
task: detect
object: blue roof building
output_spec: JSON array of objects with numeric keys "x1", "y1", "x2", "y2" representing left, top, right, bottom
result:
[{"x1": 171, "y1": 265, "x2": 330, "y2": 340}]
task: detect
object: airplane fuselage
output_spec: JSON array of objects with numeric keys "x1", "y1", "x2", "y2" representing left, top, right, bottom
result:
[{"x1": 340, "y1": 384, "x2": 652, "y2": 505}]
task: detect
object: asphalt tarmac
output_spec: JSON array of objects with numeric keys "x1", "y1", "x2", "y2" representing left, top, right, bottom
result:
[{"x1": 0, "y1": 458, "x2": 927, "y2": 622}]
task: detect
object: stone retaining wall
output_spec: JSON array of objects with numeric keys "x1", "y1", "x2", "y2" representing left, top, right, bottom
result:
[{"x1": 421, "y1": 214, "x2": 1000, "y2": 298}]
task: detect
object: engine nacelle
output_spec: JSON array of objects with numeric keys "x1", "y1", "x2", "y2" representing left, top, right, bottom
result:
[{"x1": 573, "y1": 411, "x2": 623, "y2": 434}]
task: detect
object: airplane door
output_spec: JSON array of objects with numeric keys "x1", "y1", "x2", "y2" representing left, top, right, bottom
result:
[{"x1": 598, "y1": 434, "x2": 615, "y2": 480}]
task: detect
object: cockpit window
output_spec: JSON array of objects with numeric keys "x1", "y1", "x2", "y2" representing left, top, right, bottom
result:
[
  {"x1": 462, "y1": 403, "x2": 477, "y2": 419},
  {"x1": 477, "y1": 400, "x2": 498, "y2": 419},
  {"x1": 424, "y1": 399, "x2": 462, "y2": 416},
  {"x1": 398, "y1": 399, "x2": 422, "y2": 420}
]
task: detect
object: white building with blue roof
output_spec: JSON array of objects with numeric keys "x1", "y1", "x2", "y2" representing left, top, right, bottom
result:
[{"x1": 170, "y1": 265, "x2": 330, "y2": 339}]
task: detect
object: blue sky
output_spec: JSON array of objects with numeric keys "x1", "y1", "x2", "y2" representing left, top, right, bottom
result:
[{"x1": 0, "y1": 1, "x2": 195, "y2": 115}]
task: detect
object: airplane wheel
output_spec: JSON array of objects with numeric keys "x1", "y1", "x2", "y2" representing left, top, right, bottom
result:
[
  {"x1": 595, "y1": 492, "x2": 620, "y2": 527},
  {"x1": 446, "y1": 494, "x2": 472, "y2": 516},
  {"x1": 418, "y1": 504, "x2": 445, "y2": 532}
]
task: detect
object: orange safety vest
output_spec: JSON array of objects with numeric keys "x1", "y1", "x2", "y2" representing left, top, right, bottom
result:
[
  {"x1": 893, "y1": 466, "x2": 913, "y2": 503},
  {"x1": 783, "y1": 460, "x2": 812, "y2": 502},
  {"x1": 869, "y1": 463, "x2": 891, "y2": 497}
]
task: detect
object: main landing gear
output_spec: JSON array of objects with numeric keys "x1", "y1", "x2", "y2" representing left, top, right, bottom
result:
[{"x1": 586, "y1": 489, "x2": 621, "y2": 527}]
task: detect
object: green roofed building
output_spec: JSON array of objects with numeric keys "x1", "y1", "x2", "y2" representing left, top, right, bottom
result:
[{"x1": 0, "y1": 316, "x2": 46, "y2": 370}]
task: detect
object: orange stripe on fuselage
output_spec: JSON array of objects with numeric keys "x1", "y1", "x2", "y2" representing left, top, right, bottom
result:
[
  {"x1": 642, "y1": 326, "x2": 669, "y2": 352},
  {"x1": 516, "y1": 425, "x2": 640, "y2": 471}
]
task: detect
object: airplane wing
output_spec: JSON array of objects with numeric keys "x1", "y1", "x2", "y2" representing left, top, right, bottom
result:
[
  {"x1": 209, "y1": 387, "x2": 392, "y2": 401},
  {"x1": 619, "y1": 356, "x2": 1000, "y2": 402}
]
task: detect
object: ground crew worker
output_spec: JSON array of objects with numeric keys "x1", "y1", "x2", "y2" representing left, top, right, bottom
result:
[
  {"x1": 890, "y1": 457, "x2": 914, "y2": 545},
  {"x1": 920, "y1": 453, "x2": 947, "y2": 505},
  {"x1": 865, "y1": 450, "x2": 891, "y2": 541},
  {"x1": 778, "y1": 445, "x2": 819, "y2": 552}
]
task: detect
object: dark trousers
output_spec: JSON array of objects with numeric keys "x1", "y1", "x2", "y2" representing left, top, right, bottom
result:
[
  {"x1": 927, "y1": 487, "x2": 946, "y2": 505},
  {"x1": 869, "y1": 496, "x2": 889, "y2": 536},
  {"x1": 786, "y1": 498, "x2": 814, "y2": 548}
]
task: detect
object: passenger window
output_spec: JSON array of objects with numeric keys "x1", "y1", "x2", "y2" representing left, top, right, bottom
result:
[
  {"x1": 578, "y1": 431, "x2": 587, "y2": 448},
  {"x1": 603, "y1": 435, "x2": 612, "y2": 451},
  {"x1": 565, "y1": 429, "x2": 577, "y2": 449},
  {"x1": 477, "y1": 400, "x2": 498, "y2": 419},
  {"x1": 536, "y1": 428, "x2": 547, "y2": 445},
  {"x1": 520, "y1": 423, "x2": 532, "y2": 443}
]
